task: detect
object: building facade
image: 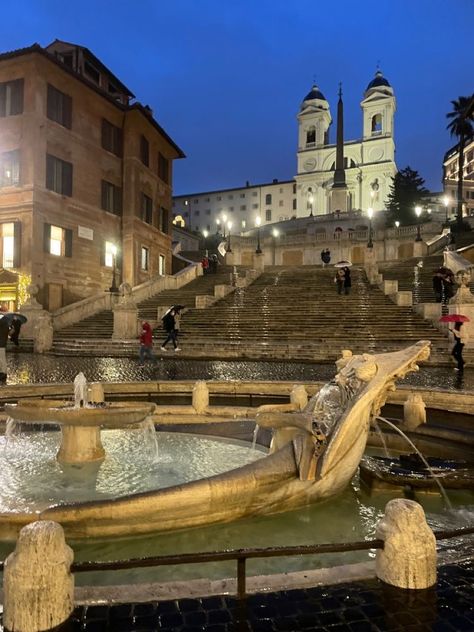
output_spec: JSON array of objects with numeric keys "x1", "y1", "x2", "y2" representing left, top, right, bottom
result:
[
  {"x1": 295, "y1": 71, "x2": 397, "y2": 216},
  {"x1": 173, "y1": 71, "x2": 397, "y2": 234},
  {"x1": 173, "y1": 179, "x2": 296, "y2": 235},
  {"x1": 443, "y1": 137, "x2": 474, "y2": 217},
  {"x1": 0, "y1": 40, "x2": 183, "y2": 311}
]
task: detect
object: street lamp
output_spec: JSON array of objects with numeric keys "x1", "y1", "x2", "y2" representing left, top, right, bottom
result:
[
  {"x1": 255, "y1": 216, "x2": 262, "y2": 254},
  {"x1": 216, "y1": 218, "x2": 221, "y2": 234},
  {"x1": 222, "y1": 213, "x2": 227, "y2": 238},
  {"x1": 367, "y1": 208, "x2": 374, "y2": 248},
  {"x1": 309, "y1": 193, "x2": 314, "y2": 217},
  {"x1": 227, "y1": 221, "x2": 232, "y2": 252},
  {"x1": 414, "y1": 206, "x2": 422, "y2": 241},
  {"x1": 443, "y1": 195, "x2": 450, "y2": 226},
  {"x1": 272, "y1": 228, "x2": 279, "y2": 265},
  {"x1": 109, "y1": 244, "x2": 118, "y2": 292},
  {"x1": 395, "y1": 220, "x2": 400, "y2": 230},
  {"x1": 184, "y1": 200, "x2": 190, "y2": 231}
]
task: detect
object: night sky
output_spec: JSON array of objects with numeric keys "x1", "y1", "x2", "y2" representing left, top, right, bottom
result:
[{"x1": 2, "y1": 0, "x2": 472, "y2": 195}]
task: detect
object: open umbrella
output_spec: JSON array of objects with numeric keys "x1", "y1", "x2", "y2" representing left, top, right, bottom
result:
[
  {"x1": 0, "y1": 312, "x2": 27, "y2": 326},
  {"x1": 439, "y1": 314, "x2": 470, "y2": 323},
  {"x1": 334, "y1": 260, "x2": 352, "y2": 268},
  {"x1": 162, "y1": 305, "x2": 186, "y2": 319}
]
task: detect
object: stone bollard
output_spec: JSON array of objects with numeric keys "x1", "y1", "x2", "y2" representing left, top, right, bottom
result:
[
  {"x1": 192, "y1": 380, "x2": 209, "y2": 414},
  {"x1": 290, "y1": 385, "x2": 308, "y2": 410},
  {"x1": 4, "y1": 521, "x2": 74, "y2": 632},
  {"x1": 376, "y1": 499, "x2": 437, "y2": 589},
  {"x1": 403, "y1": 392, "x2": 426, "y2": 430},
  {"x1": 89, "y1": 382, "x2": 105, "y2": 404}
]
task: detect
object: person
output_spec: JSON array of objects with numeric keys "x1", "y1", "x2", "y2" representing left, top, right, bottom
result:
[
  {"x1": 138, "y1": 321, "x2": 155, "y2": 364},
  {"x1": 9, "y1": 316, "x2": 22, "y2": 347},
  {"x1": 321, "y1": 249, "x2": 331, "y2": 267},
  {"x1": 210, "y1": 254, "x2": 218, "y2": 273},
  {"x1": 451, "y1": 322, "x2": 467, "y2": 372},
  {"x1": 201, "y1": 256, "x2": 209, "y2": 275},
  {"x1": 335, "y1": 268, "x2": 345, "y2": 295},
  {"x1": 432, "y1": 270, "x2": 443, "y2": 303},
  {"x1": 161, "y1": 308, "x2": 181, "y2": 352},
  {"x1": 442, "y1": 267, "x2": 456, "y2": 303},
  {"x1": 0, "y1": 317, "x2": 10, "y2": 383},
  {"x1": 343, "y1": 266, "x2": 352, "y2": 295}
]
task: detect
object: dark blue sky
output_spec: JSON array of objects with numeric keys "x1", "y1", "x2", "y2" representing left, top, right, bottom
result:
[{"x1": 2, "y1": 0, "x2": 472, "y2": 195}]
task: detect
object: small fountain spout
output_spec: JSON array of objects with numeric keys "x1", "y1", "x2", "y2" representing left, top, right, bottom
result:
[{"x1": 73, "y1": 373, "x2": 88, "y2": 409}]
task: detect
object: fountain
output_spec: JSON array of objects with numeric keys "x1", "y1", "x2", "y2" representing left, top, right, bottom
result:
[{"x1": 0, "y1": 341, "x2": 431, "y2": 541}]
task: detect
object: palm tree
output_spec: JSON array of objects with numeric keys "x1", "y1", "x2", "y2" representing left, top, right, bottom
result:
[{"x1": 446, "y1": 95, "x2": 474, "y2": 228}]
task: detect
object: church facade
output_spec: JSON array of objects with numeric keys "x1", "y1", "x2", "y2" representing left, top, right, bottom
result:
[{"x1": 295, "y1": 71, "x2": 397, "y2": 217}]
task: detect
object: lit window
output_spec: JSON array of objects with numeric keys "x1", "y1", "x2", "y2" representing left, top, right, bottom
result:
[
  {"x1": 104, "y1": 241, "x2": 116, "y2": 267},
  {"x1": 141, "y1": 246, "x2": 149, "y2": 271},
  {"x1": 2, "y1": 222, "x2": 14, "y2": 268},
  {"x1": 0, "y1": 150, "x2": 20, "y2": 187},
  {"x1": 50, "y1": 225, "x2": 63, "y2": 256},
  {"x1": 159, "y1": 254, "x2": 165, "y2": 275}
]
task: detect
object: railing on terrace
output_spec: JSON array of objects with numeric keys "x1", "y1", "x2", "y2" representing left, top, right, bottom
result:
[{"x1": 0, "y1": 526, "x2": 467, "y2": 601}]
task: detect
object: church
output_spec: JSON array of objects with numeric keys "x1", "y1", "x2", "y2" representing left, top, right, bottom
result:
[
  {"x1": 173, "y1": 71, "x2": 397, "y2": 232},
  {"x1": 295, "y1": 70, "x2": 397, "y2": 216}
]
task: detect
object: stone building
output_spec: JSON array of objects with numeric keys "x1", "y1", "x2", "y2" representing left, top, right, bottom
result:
[
  {"x1": 443, "y1": 137, "x2": 474, "y2": 217},
  {"x1": 173, "y1": 70, "x2": 397, "y2": 234},
  {"x1": 0, "y1": 40, "x2": 184, "y2": 310}
]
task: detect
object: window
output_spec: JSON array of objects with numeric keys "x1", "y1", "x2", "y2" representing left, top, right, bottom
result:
[
  {"x1": 293, "y1": 199, "x2": 297, "y2": 210},
  {"x1": 240, "y1": 205, "x2": 246, "y2": 210},
  {"x1": 159, "y1": 254, "x2": 165, "y2": 275},
  {"x1": 293, "y1": 184, "x2": 296, "y2": 194},
  {"x1": 101, "y1": 180, "x2": 122, "y2": 215},
  {"x1": 141, "y1": 194, "x2": 153, "y2": 224},
  {"x1": 1, "y1": 222, "x2": 14, "y2": 268},
  {"x1": 252, "y1": 192, "x2": 257, "y2": 197},
  {"x1": 216, "y1": 196, "x2": 221, "y2": 201},
  {"x1": 240, "y1": 193, "x2": 245, "y2": 198},
  {"x1": 104, "y1": 241, "x2": 115, "y2": 267},
  {"x1": 0, "y1": 150, "x2": 20, "y2": 187},
  {"x1": 46, "y1": 154, "x2": 73, "y2": 196},
  {"x1": 44, "y1": 223, "x2": 72, "y2": 257},
  {"x1": 84, "y1": 60, "x2": 100, "y2": 84},
  {"x1": 140, "y1": 135, "x2": 149, "y2": 166},
  {"x1": 194, "y1": 199, "x2": 199, "y2": 204},
  {"x1": 101, "y1": 119, "x2": 122, "y2": 156},
  {"x1": 205, "y1": 197, "x2": 210, "y2": 202},
  {"x1": 252, "y1": 203, "x2": 258, "y2": 209},
  {"x1": 141, "y1": 246, "x2": 149, "y2": 271},
  {"x1": 266, "y1": 210, "x2": 272, "y2": 221},
  {"x1": 228, "y1": 194, "x2": 233, "y2": 199},
  {"x1": 279, "y1": 200, "x2": 284, "y2": 207},
  {"x1": 280, "y1": 188, "x2": 284, "y2": 194},
  {"x1": 205, "y1": 209, "x2": 211, "y2": 215},
  {"x1": 47, "y1": 84, "x2": 72, "y2": 129},
  {"x1": 0, "y1": 79, "x2": 24, "y2": 117},
  {"x1": 160, "y1": 207, "x2": 169, "y2": 234},
  {"x1": 195, "y1": 210, "x2": 200, "y2": 216},
  {"x1": 371, "y1": 114, "x2": 382, "y2": 134},
  {"x1": 265, "y1": 194, "x2": 272, "y2": 204},
  {"x1": 158, "y1": 152, "x2": 169, "y2": 184},
  {"x1": 306, "y1": 126, "x2": 316, "y2": 145}
]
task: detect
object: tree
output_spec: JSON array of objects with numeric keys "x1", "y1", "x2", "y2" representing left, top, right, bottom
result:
[
  {"x1": 385, "y1": 166, "x2": 428, "y2": 225},
  {"x1": 446, "y1": 95, "x2": 474, "y2": 228}
]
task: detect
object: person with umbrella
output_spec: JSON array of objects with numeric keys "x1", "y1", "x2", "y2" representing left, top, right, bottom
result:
[
  {"x1": 161, "y1": 305, "x2": 184, "y2": 352},
  {"x1": 440, "y1": 314, "x2": 469, "y2": 372}
]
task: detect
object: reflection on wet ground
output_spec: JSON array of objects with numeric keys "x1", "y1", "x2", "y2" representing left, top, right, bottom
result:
[{"x1": 3, "y1": 353, "x2": 474, "y2": 391}]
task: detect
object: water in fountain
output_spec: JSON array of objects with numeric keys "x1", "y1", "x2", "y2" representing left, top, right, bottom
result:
[
  {"x1": 73, "y1": 372, "x2": 88, "y2": 408},
  {"x1": 376, "y1": 415, "x2": 453, "y2": 511},
  {"x1": 373, "y1": 420, "x2": 391, "y2": 458},
  {"x1": 5, "y1": 417, "x2": 17, "y2": 443},
  {"x1": 140, "y1": 417, "x2": 159, "y2": 461},
  {"x1": 251, "y1": 423, "x2": 259, "y2": 450}
]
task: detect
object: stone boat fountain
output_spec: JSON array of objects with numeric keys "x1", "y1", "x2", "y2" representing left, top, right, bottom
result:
[{"x1": 0, "y1": 342, "x2": 431, "y2": 540}]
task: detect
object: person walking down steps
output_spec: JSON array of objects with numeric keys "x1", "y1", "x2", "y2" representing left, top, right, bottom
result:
[
  {"x1": 161, "y1": 307, "x2": 181, "y2": 352},
  {"x1": 450, "y1": 321, "x2": 468, "y2": 372}
]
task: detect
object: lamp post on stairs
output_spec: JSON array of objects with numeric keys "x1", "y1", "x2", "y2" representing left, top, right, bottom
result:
[{"x1": 255, "y1": 216, "x2": 262, "y2": 254}]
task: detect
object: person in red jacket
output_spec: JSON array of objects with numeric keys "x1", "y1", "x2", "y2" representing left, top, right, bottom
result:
[{"x1": 138, "y1": 321, "x2": 155, "y2": 364}]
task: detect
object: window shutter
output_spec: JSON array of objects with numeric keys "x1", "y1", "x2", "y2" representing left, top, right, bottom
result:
[
  {"x1": 116, "y1": 128, "x2": 123, "y2": 157},
  {"x1": 101, "y1": 180, "x2": 107, "y2": 210},
  {"x1": 43, "y1": 223, "x2": 51, "y2": 253},
  {"x1": 13, "y1": 221, "x2": 21, "y2": 268},
  {"x1": 46, "y1": 84, "x2": 55, "y2": 121},
  {"x1": 115, "y1": 187, "x2": 122, "y2": 215},
  {"x1": 46, "y1": 154, "x2": 54, "y2": 191},
  {"x1": 63, "y1": 161, "x2": 73, "y2": 197},
  {"x1": 100, "y1": 241, "x2": 106, "y2": 266},
  {"x1": 64, "y1": 228, "x2": 73, "y2": 258},
  {"x1": 11, "y1": 79, "x2": 24, "y2": 115},
  {"x1": 64, "y1": 93, "x2": 72, "y2": 129},
  {"x1": 0, "y1": 83, "x2": 6, "y2": 117}
]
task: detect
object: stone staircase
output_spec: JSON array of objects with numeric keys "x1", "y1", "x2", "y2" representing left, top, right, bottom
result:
[{"x1": 51, "y1": 265, "x2": 449, "y2": 363}]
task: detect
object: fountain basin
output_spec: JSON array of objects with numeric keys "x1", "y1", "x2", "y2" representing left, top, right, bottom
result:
[{"x1": 5, "y1": 400, "x2": 156, "y2": 465}]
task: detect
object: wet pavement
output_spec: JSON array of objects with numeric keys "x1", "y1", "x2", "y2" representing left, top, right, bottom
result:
[
  {"x1": 3, "y1": 353, "x2": 474, "y2": 392},
  {"x1": 19, "y1": 559, "x2": 472, "y2": 631}
]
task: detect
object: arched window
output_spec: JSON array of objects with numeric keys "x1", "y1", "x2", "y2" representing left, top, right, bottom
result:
[
  {"x1": 371, "y1": 114, "x2": 382, "y2": 134},
  {"x1": 306, "y1": 126, "x2": 316, "y2": 145},
  {"x1": 265, "y1": 209, "x2": 272, "y2": 221},
  {"x1": 265, "y1": 193, "x2": 272, "y2": 205}
]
